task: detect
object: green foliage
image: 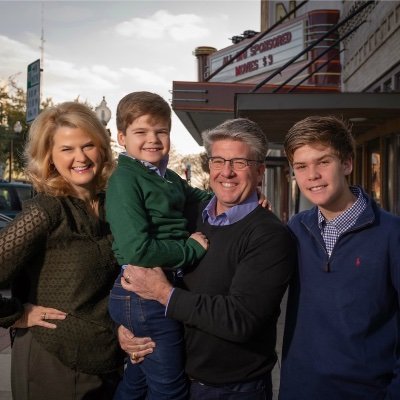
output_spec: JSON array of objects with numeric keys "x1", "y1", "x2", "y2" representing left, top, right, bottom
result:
[
  {"x1": 0, "y1": 80, "x2": 28, "y2": 178},
  {"x1": 0, "y1": 77, "x2": 53, "y2": 179}
]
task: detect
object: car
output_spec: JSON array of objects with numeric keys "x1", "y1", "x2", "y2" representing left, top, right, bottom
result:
[
  {"x1": 0, "y1": 213, "x2": 12, "y2": 230},
  {"x1": 0, "y1": 181, "x2": 34, "y2": 227}
]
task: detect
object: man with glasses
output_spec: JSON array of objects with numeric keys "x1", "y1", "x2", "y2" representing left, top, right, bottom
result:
[{"x1": 120, "y1": 118, "x2": 296, "y2": 400}]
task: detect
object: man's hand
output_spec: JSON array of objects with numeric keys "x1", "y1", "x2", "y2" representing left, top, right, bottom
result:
[
  {"x1": 117, "y1": 325, "x2": 155, "y2": 364},
  {"x1": 121, "y1": 265, "x2": 173, "y2": 306}
]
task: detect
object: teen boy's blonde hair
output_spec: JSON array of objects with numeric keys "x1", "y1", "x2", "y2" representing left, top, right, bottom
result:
[
  {"x1": 284, "y1": 115, "x2": 355, "y2": 164},
  {"x1": 25, "y1": 101, "x2": 115, "y2": 196},
  {"x1": 116, "y1": 91, "x2": 171, "y2": 134}
]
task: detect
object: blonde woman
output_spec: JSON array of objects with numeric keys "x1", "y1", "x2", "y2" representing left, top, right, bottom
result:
[{"x1": 0, "y1": 102, "x2": 123, "y2": 399}]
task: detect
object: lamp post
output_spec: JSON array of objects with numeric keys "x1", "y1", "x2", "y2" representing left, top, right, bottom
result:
[
  {"x1": 95, "y1": 96, "x2": 111, "y2": 133},
  {"x1": 9, "y1": 121, "x2": 22, "y2": 182},
  {"x1": 185, "y1": 162, "x2": 192, "y2": 185}
]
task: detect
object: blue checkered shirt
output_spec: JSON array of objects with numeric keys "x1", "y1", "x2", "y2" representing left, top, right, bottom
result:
[{"x1": 318, "y1": 186, "x2": 367, "y2": 257}]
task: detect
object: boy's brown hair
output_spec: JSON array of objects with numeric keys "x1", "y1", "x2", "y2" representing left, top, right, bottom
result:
[
  {"x1": 284, "y1": 115, "x2": 355, "y2": 164},
  {"x1": 116, "y1": 91, "x2": 171, "y2": 134}
]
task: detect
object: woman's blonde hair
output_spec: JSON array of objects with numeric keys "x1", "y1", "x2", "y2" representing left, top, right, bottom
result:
[{"x1": 25, "y1": 101, "x2": 115, "y2": 196}]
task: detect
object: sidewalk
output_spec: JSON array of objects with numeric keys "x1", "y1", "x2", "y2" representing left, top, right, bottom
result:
[
  {"x1": 0, "y1": 288, "x2": 12, "y2": 399},
  {"x1": 0, "y1": 328, "x2": 11, "y2": 400},
  {"x1": 0, "y1": 291, "x2": 286, "y2": 400}
]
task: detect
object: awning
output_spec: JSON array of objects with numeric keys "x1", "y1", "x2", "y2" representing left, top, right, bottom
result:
[
  {"x1": 235, "y1": 92, "x2": 400, "y2": 144},
  {"x1": 171, "y1": 81, "x2": 341, "y2": 145}
]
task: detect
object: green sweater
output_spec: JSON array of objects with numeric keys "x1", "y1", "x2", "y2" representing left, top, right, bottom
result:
[
  {"x1": 106, "y1": 155, "x2": 211, "y2": 269},
  {"x1": 0, "y1": 193, "x2": 123, "y2": 374}
]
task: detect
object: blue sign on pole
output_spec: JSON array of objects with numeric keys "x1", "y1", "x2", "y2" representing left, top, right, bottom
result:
[{"x1": 26, "y1": 59, "x2": 41, "y2": 123}]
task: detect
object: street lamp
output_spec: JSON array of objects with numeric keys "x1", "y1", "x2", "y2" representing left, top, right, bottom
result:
[
  {"x1": 95, "y1": 96, "x2": 112, "y2": 132},
  {"x1": 9, "y1": 121, "x2": 22, "y2": 182}
]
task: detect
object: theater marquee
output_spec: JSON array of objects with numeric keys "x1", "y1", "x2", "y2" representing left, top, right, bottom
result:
[{"x1": 209, "y1": 20, "x2": 306, "y2": 83}]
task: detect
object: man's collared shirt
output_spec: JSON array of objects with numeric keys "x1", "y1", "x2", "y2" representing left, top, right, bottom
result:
[
  {"x1": 318, "y1": 186, "x2": 367, "y2": 256},
  {"x1": 202, "y1": 191, "x2": 259, "y2": 226},
  {"x1": 168, "y1": 192, "x2": 259, "y2": 311}
]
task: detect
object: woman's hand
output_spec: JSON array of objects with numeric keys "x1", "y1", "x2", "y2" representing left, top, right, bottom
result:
[
  {"x1": 12, "y1": 303, "x2": 67, "y2": 329},
  {"x1": 117, "y1": 325, "x2": 156, "y2": 364}
]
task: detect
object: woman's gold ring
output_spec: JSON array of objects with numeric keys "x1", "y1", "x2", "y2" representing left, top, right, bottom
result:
[
  {"x1": 131, "y1": 352, "x2": 139, "y2": 362},
  {"x1": 41, "y1": 312, "x2": 46, "y2": 320}
]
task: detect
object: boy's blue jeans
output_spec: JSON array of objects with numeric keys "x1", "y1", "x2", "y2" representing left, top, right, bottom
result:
[{"x1": 108, "y1": 272, "x2": 188, "y2": 400}]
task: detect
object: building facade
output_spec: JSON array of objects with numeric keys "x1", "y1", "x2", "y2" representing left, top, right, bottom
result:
[
  {"x1": 341, "y1": 1, "x2": 400, "y2": 215},
  {"x1": 172, "y1": 0, "x2": 400, "y2": 220}
]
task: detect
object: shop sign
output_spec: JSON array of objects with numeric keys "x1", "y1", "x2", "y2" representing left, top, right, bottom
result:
[{"x1": 26, "y1": 59, "x2": 41, "y2": 123}]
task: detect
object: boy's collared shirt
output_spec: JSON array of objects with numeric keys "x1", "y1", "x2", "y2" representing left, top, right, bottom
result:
[
  {"x1": 318, "y1": 186, "x2": 367, "y2": 256},
  {"x1": 202, "y1": 191, "x2": 259, "y2": 226},
  {"x1": 120, "y1": 152, "x2": 169, "y2": 177}
]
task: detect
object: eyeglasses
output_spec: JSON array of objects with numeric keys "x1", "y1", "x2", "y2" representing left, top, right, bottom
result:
[{"x1": 208, "y1": 157, "x2": 262, "y2": 171}]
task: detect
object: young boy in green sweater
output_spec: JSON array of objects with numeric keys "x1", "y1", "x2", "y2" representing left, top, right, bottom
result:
[{"x1": 106, "y1": 91, "x2": 210, "y2": 400}]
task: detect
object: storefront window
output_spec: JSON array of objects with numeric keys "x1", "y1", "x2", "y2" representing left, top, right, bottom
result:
[
  {"x1": 355, "y1": 146, "x2": 363, "y2": 186},
  {"x1": 395, "y1": 73, "x2": 400, "y2": 92},
  {"x1": 383, "y1": 79, "x2": 392, "y2": 92},
  {"x1": 385, "y1": 135, "x2": 400, "y2": 215},
  {"x1": 264, "y1": 153, "x2": 291, "y2": 222},
  {"x1": 371, "y1": 151, "x2": 381, "y2": 205}
]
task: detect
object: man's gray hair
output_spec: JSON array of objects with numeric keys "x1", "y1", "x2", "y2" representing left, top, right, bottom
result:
[{"x1": 202, "y1": 118, "x2": 268, "y2": 161}]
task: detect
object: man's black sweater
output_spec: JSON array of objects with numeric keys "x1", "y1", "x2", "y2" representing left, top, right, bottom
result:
[{"x1": 167, "y1": 205, "x2": 296, "y2": 384}]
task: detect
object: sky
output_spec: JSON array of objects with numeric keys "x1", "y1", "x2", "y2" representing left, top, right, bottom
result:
[{"x1": 0, "y1": 0, "x2": 261, "y2": 154}]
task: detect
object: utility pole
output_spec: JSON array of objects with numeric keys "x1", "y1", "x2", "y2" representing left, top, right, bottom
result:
[{"x1": 39, "y1": 2, "x2": 45, "y2": 105}]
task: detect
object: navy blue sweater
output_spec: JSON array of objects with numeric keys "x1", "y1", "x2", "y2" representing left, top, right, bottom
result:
[{"x1": 280, "y1": 188, "x2": 400, "y2": 400}]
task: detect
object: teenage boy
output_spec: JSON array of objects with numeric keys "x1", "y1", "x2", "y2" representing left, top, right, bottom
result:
[
  {"x1": 106, "y1": 91, "x2": 210, "y2": 400},
  {"x1": 279, "y1": 115, "x2": 400, "y2": 400}
]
